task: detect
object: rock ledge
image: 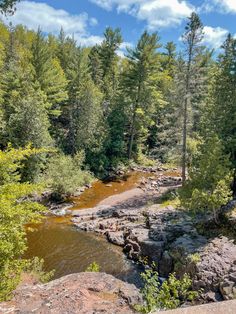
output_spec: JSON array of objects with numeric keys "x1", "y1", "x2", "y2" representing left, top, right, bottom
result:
[{"x1": 0, "y1": 272, "x2": 142, "y2": 314}]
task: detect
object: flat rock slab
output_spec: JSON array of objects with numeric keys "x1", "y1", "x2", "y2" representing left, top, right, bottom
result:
[
  {"x1": 99, "y1": 188, "x2": 145, "y2": 206},
  {"x1": 0, "y1": 272, "x2": 142, "y2": 314},
  {"x1": 158, "y1": 300, "x2": 236, "y2": 314}
]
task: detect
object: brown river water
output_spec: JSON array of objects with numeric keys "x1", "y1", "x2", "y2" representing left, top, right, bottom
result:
[{"x1": 25, "y1": 171, "x2": 152, "y2": 285}]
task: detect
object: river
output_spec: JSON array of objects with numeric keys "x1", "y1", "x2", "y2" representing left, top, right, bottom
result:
[{"x1": 25, "y1": 171, "x2": 152, "y2": 285}]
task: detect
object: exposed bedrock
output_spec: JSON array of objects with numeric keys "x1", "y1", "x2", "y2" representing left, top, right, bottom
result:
[
  {"x1": 0, "y1": 273, "x2": 142, "y2": 314},
  {"x1": 72, "y1": 203, "x2": 236, "y2": 301}
]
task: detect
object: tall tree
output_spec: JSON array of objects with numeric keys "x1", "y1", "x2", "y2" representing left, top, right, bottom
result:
[
  {"x1": 124, "y1": 31, "x2": 162, "y2": 159},
  {"x1": 31, "y1": 28, "x2": 68, "y2": 115},
  {"x1": 202, "y1": 34, "x2": 236, "y2": 191},
  {"x1": 181, "y1": 12, "x2": 204, "y2": 182}
]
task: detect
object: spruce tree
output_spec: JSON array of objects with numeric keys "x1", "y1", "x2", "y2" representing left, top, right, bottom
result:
[
  {"x1": 123, "y1": 31, "x2": 162, "y2": 159},
  {"x1": 181, "y1": 12, "x2": 204, "y2": 182}
]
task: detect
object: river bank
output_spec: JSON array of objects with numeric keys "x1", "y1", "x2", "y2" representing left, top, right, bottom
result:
[
  {"x1": 68, "y1": 170, "x2": 236, "y2": 303},
  {"x1": 14, "y1": 167, "x2": 236, "y2": 312}
]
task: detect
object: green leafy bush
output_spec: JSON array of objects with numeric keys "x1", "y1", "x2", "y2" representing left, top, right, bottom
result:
[
  {"x1": 180, "y1": 135, "x2": 232, "y2": 222},
  {"x1": 44, "y1": 152, "x2": 94, "y2": 197},
  {"x1": 85, "y1": 262, "x2": 100, "y2": 272},
  {"x1": 0, "y1": 146, "x2": 46, "y2": 301},
  {"x1": 24, "y1": 257, "x2": 54, "y2": 283},
  {"x1": 136, "y1": 263, "x2": 198, "y2": 313}
]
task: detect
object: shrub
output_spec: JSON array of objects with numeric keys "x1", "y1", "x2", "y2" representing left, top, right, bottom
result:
[
  {"x1": 85, "y1": 262, "x2": 100, "y2": 272},
  {"x1": 180, "y1": 135, "x2": 233, "y2": 222},
  {"x1": 24, "y1": 257, "x2": 54, "y2": 283},
  {"x1": 0, "y1": 146, "x2": 46, "y2": 301},
  {"x1": 44, "y1": 152, "x2": 94, "y2": 197},
  {"x1": 136, "y1": 263, "x2": 198, "y2": 313}
]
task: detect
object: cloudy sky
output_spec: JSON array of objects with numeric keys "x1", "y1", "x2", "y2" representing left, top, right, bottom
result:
[{"x1": 1, "y1": 0, "x2": 236, "y2": 53}]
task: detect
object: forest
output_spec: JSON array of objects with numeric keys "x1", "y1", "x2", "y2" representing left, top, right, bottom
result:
[{"x1": 0, "y1": 0, "x2": 236, "y2": 310}]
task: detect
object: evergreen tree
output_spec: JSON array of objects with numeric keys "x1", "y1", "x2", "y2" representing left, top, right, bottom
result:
[
  {"x1": 123, "y1": 31, "x2": 163, "y2": 159},
  {"x1": 88, "y1": 45, "x2": 103, "y2": 87},
  {"x1": 181, "y1": 12, "x2": 204, "y2": 182},
  {"x1": 31, "y1": 28, "x2": 68, "y2": 114},
  {"x1": 202, "y1": 34, "x2": 236, "y2": 191},
  {"x1": 180, "y1": 136, "x2": 232, "y2": 222}
]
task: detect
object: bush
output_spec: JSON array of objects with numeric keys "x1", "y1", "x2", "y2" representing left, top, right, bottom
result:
[
  {"x1": 136, "y1": 263, "x2": 198, "y2": 313},
  {"x1": 24, "y1": 257, "x2": 54, "y2": 283},
  {"x1": 85, "y1": 262, "x2": 100, "y2": 272},
  {"x1": 0, "y1": 146, "x2": 46, "y2": 301},
  {"x1": 44, "y1": 152, "x2": 94, "y2": 197},
  {"x1": 180, "y1": 135, "x2": 233, "y2": 222}
]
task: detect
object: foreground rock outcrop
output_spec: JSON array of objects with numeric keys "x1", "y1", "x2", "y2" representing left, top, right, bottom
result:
[{"x1": 0, "y1": 273, "x2": 142, "y2": 314}]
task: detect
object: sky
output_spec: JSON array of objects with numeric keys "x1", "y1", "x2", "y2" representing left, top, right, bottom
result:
[{"x1": 1, "y1": 0, "x2": 236, "y2": 56}]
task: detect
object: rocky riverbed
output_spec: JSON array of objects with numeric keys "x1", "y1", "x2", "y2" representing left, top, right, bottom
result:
[
  {"x1": 70, "y1": 177, "x2": 236, "y2": 302},
  {"x1": 5, "y1": 168, "x2": 236, "y2": 313}
]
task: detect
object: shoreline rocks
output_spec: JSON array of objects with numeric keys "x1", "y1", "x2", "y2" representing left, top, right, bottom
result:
[{"x1": 72, "y1": 199, "x2": 236, "y2": 302}]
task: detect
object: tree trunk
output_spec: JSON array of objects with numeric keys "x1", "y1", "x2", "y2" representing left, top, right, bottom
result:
[
  {"x1": 182, "y1": 97, "x2": 188, "y2": 183},
  {"x1": 182, "y1": 51, "x2": 191, "y2": 183},
  {"x1": 128, "y1": 109, "x2": 136, "y2": 160},
  {"x1": 128, "y1": 82, "x2": 141, "y2": 160}
]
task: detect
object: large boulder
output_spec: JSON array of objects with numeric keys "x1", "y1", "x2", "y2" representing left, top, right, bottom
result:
[{"x1": 0, "y1": 272, "x2": 142, "y2": 314}]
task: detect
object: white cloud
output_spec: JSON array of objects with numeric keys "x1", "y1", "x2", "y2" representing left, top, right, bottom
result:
[
  {"x1": 89, "y1": 17, "x2": 98, "y2": 26},
  {"x1": 201, "y1": 0, "x2": 236, "y2": 14},
  {"x1": 74, "y1": 34, "x2": 103, "y2": 47},
  {"x1": 136, "y1": 0, "x2": 193, "y2": 29},
  {"x1": 203, "y1": 26, "x2": 228, "y2": 49},
  {"x1": 90, "y1": 0, "x2": 194, "y2": 29},
  {"x1": 1, "y1": 1, "x2": 101, "y2": 47},
  {"x1": 117, "y1": 41, "x2": 133, "y2": 58}
]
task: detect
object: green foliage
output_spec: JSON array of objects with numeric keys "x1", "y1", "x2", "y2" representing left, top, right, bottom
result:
[
  {"x1": 44, "y1": 153, "x2": 93, "y2": 197},
  {"x1": 85, "y1": 262, "x2": 100, "y2": 272},
  {"x1": 180, "y1": 136, "x2": 233, "y2": 221},
  {"x1": 159, "y1": 190, "x2": 180, "y2": 208},
  {"x1": 0, "y1": 146, "x2": 46, "y2": 301},
  {"x1": 0, "y1": 0, "x2": 19, "y2": 14},
  {"x1": 24, "y1": 257, "x2": 54, "y2": 283},
  {"x1": 136, "y1": 263, "x2": 198, "y2": 313},
  {"x1": 124, "y1": 31, "x2": 164, "y2": 160},
  {"x1": 187, "y1": 254, "x2": 201, "y2": 264}
]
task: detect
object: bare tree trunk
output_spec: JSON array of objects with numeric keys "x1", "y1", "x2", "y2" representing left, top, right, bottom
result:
[
  {"x1": 128, "y1": 109, "x2": 137, "y2": 159},
  {"x1": 128, "y1": 83, "x2": 141, "y2": 160},
  {"x1": 182, "y1": 55, "x2": 191, "y2": 183},
  {"x1": 182, "y1": 97, "x2": 188, "y2": 182}
]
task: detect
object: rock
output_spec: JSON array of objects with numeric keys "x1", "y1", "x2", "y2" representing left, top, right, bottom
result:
[
  {"x1": 140, "y1": 240, "x2": 164, "y2": 264},
  {"x1": 159, "y1": 251, "x2": 173, "y2": 277},
  {"x1": 183, "y1": 237, "x2": 236, "y2": 300},
  {"x1": 107, "y1": 231, "x2": 125, "y2": 246},
  {"x1": 49, "y1": 203, "x2": 74, "y2": 216},
  {"x1": 1, "y1": 272, "x2": 142, "y2": 314},
  {"x1": 220, "y1": 280, "x2": 236, "y2": 300},
  {"x1": 70, "y1": 185, "x2": 236, "y2": 302}
]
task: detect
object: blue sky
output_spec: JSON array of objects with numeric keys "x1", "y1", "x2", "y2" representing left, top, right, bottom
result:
[{"x1": 1, "y1": 0, "x2": 236, "y2": 55}]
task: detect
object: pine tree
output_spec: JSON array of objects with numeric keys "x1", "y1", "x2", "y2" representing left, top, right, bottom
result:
[
  {"x1": 181, "y1": 12, "x2": 204, "y2": 182},
  {"x1": 123, "y1": 31, "x2": 162, "y2": 159},
  {"x1": 180, "y1": 136, "x2": 232, "y2": 222},
  {"x1": 31, "y1": 28, "x2": 68, "y2": 113},
  {"x1": 88, "y1": 45, "x2": 103, "y2": 86},
  {"x1": 202, "y1": 34, "x2": 236, "y2": 191}
]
